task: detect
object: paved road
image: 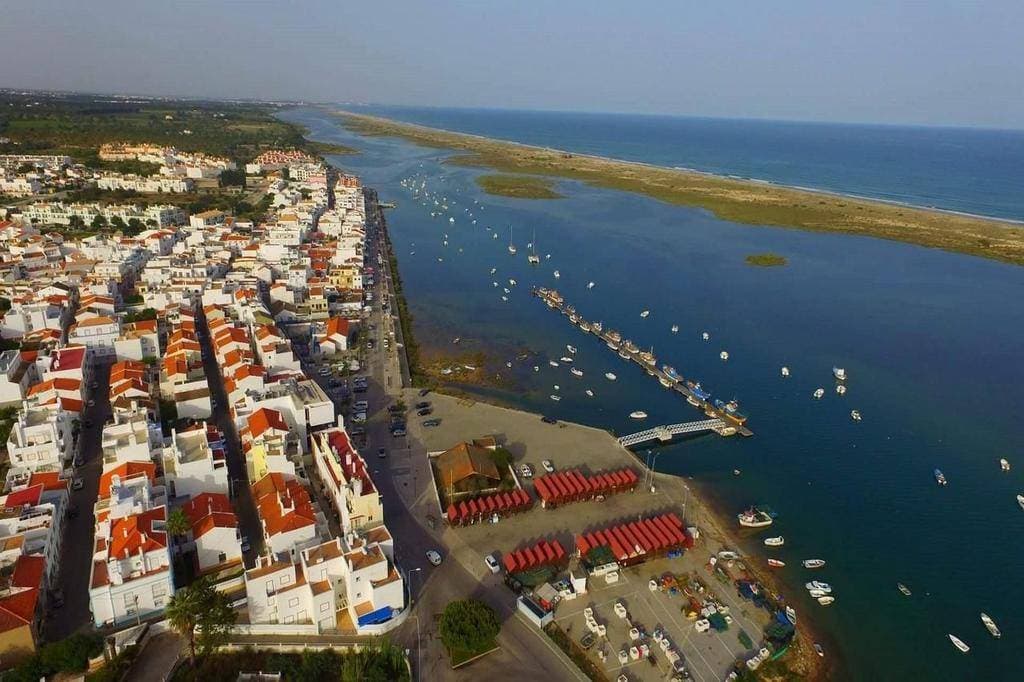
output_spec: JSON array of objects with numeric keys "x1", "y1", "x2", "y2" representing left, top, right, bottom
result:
[{"x1": 45, "y1": 361, "x2": 112, "y2": 641}]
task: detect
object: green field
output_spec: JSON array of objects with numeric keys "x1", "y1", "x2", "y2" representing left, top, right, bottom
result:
[
  {"x1": 475, "y1": 173, "x2": 562, "y2": 199},
  {"x1": 745, "y1": 253, "x2": 788, "y2": 267}
]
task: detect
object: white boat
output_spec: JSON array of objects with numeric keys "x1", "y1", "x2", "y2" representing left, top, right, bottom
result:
[
  {"x1": 506, "y1": 362, "x2": 512, "y2": 368},
  {"x1": 560, "y1": 356, "x2": 574, "y2": 363},
  {"x1": 490, "y1": 267, "x2": 497, "y2": 274},
  {"x1": 533, "y1": 366, "x2": 539, "y2": 372},
  {"x1": 553, "y1": 270, "x2": 560, "y2": 278},
  {"x1": 463, "y1": 365, "x2": 476, "y2": 371},
  {"x1": 1000, "y1": 458, "x2": 1010, "y2": 471},
  {"x1": 737, "y1": 508, "x2": 773, "y2": 528},
  {"x1": 850, "y1": 410, "x2": 862, "y2": 421},
  {"x1": 720, "y1": 351, "x2": 729, "y2": 361},
  {"x1": 629, "y1": 411, "x2": 648, "y2": 420},
  {"x1": 566, "y1": 344, "x2": 577, "y2": 354},
  {"x1": 570, "y1": 368, "x2": 584, "y2": 377},
  {"x1": 833, "y1": 367, "x2": 847, "y2": 381},
  {"x1": 507, "y1": 226, "x2": 516, "y2": 254},
  {"x1": 668, "y1": 324, "x2": 679, "y2": 334},
  {"x1": 948, "y1": 634, "x2": 970, "y2": 653},
  {"x1": 501, "y1": 296, "x2": 508, "y2": 302},
  {"x1": 805, "y1": 581, "x2": 832, "y2": 593},
  {"x1": 702, "y1": 331, "x2": 710, "y2": 341},
  {"x1": 553, "y1": 385, "x2": 560, "y2": 391},
  {"x1": 817, "y1": 596, "x2": 835, "y2": 606},
  {"x1": 441, "y1": 368, "x2": 453, "y2": 375},
  {"x1": 528, "y1": 230, "x2": 540, "y2": 264},
  {"x1": 808, "y1": 589, "x2": 826, "y2": 598},
  {"x1": 550, "y1": 394, "x2": 561, "y2": 401},
  {"x1": 764, "y1": 536, "x2": 785, "y2": 547},
  {"x1": 449, "y1": 217, "x2": 455, "y2": 224},
  {"x1": 897, "y1": 583, "x2": 912, "y2": 596},
  {"x1": 508, "y1": 279, "x2": 517, "y2": 286},
  {"x1": 802, "y1": 559, "x2": 826, "y2": 569},
  {"x1": 814, "y1": 643, "x2": 824, "y2": 657},
  {"x1": 549, "y1": 360, "x2": 559, "y2": 367},
  {"x1": 587, "y1": 281, "x2": 595, "y2": 289},
  {"x1": 785, "y1": 606, "x2": 797, "y2": 624},
  {"x1": 835, "y1": 384, "x2": 846, "y2": 395},
  {"x1": 452, "y1": 337, "x2": 461, "y2": 345},
  {"x1": 503, "y1": 288, "x2": 510, "y2": 294},
  {"x1": 768, "y1": 559, "x2": 786, "y2": 568},
  {"x1": 585, "y1": 389, "x2": 594, "y2": 397},
  {"x1": 981, "y1": 613, "x2": 1001, "y2": 638},
  {"x1": 1017, "y1": 493, "x2": 1024, "y2": 512},
  {"x1": 605, "y1": 372, "x2": 617, "y2": 381},
  {"x1": 781, "y1": 366, "x2": 790, "y2": 377},
  {"x1": 640, "y1": 310, "x2": 650, "y2": 318},
  {"x1": 813, "y1": 388, "x2": 825, "y2": 399}
]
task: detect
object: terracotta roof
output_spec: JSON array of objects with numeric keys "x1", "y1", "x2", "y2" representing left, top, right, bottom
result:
[
  {"x1": 247, "y1": 408, "x2": 289, "y2": 440},
  {"x1": 98, "y1": 461, "x2": 156, "y2": 499},
  {"x1": 181, "y1": 492, "x2": 238, "y2": 538},
  {"x1": 28, "y1": 471, "x2": 67, "y2": 492},
  {"x1": 436, "y1": 442, "x2": 501, "y2": 485},
  {"x1": 0, "y1": 587, "x2": 39, "y2": 632},
  {"x1": 251, "y1": 473, "x2": 315, "y2": 538},
  {"x1": 108, "y1": 507, "x2": 167, "y2": 558}
]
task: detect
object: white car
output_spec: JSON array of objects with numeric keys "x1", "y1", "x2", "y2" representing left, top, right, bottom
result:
[
  {"x1": 484, "y1": 554, "x2": 501, "y2": 574},
  {"x1": 519, "y1": 464, "x2": 534, "y2": 479},
  {"x1": 541, "y1": 459, "x2": 555, "y2": 473},
  {"x1": 426, "y1": 550, "x2": 443, "y2": 566}
]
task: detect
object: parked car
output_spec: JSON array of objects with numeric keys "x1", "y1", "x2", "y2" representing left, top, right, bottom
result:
[
  {"x1": 87, "y1": 399, "x2": 96, "y2": 407},
  {"x1": 484, "y1": 554, "x2": 501, "y2": 574},
  {"x1": 391, "y1": 428, "x2": 407, "y2": 437},
  {"x1": 377, "y1": 447, "x2": 387, "y2": 459},
  {"x1": 426, "y1": 550, "x2": 443, "y2": 566},
  {"x1": 72, "y1": 479, "x2": 84, "y2": 491},
  {"x1": 541, "y1": 459, "x2": 555, "y2": 473},
  {"x1": 415, "y1": 401, "x2": 431, "y2": 410},
  {"x1": 416, "y1": 407, "x2": 433, "y2": 417},
  {"x1": 519, "y1": 464, "x2": 534, "y2": 479},
  {"x1": 422, "y1": 419, "x2": 441, "y2": 428},
  {"x1": 353, "y1": 401, "x2": 369, "y2": 411},
  {"x1": 352, "y1": 412, "x2": 367, "y2": 423},
  {"x1": 349, "y1": 426, "x2": 366, "y2": 436},
  {"x1": 418, "y1": 388, "x2": 431, "y2": 397}
]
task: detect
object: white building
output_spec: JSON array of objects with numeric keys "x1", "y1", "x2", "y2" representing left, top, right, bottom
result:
[
  {"x1": 5, "y1": 406, "x2": 75, "y2": 472},
  {"x1": 162, "y1": 424, "x2": 229, "y2": 500}
]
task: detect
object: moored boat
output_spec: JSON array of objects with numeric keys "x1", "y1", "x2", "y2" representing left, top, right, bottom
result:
[
  {"x1": 768, "y1": 559, "x2": 786, "y2": 568},
  {"x1": 897, "y1": 583, "x2": 912, "y2": 596},
  {"x1": 814, "y1": 643, "x2": 824, "y2": 657},
  {"x1": 1000, "y1": 458, "x2": 1010, "y2": 471},
  {"x1": 785, "y1": 606, "x2": 797, "y2": 624},
  {"x1": 850, "y1": 409, "x2": 862, "y2": 421},
  {"x1": 813, "y1": 388, "x2": 825, "y2": 399},
  {"x1": 805, "y1": 581, "x2": 832, "y2": 593},
  {"x1": 781, "y1": 366, "x2": 790, "y2": 377},
  {"x1": 661, "y1": 365, "x2": 681, "y2": 382},
  {"x1": 702, "y1": 331, "x2": 710, "y2": 341},
  {"x1": 605, "y1": 372, "x2": 617, "y2": 381},
  {"x1": 1017, "y1": 493, "x2": 1024, "y2": 511},
  {"x1": 549, "y1": 360, "x2": 560, "y2": 367},
  {"x1": 566, "y1": 344, "x2": 577, "y2": 354},
  {"x1": 671, "y1": 324, "x2": 679, "y2": 333},
  {"x1": 550, "y1": 394, "x2": 561, "y2": 401},
  {"x1": 802, "y1": 559, "x2": 826, "y2": 569},
  {"x1": 833, "y1": 367, "x2": 847, "y2": 381},
  {"x1": 720, "y1": 350, "x2": 729, "y2": 361},
  {"x1": 640, "y1": 310, "x2": 650, "y2": 318},
  {"x1": 570, "y1": 367, "x2": 584, "y2": 377},
  {"x1": 981, "y1": 613, "x2": 1001, "y2": 638},
  {"x1": 948, "y1": 634, "x2": 970, "y2": 653},
  {"x1": 934, "y1": 469, "x2": 947, "y2": 486},
  {"x1": 764, "y1": 536, "x2": 784, "y2": 547},
  {"x1": 817, "y1": 596, "x2": 835, "y2": 606},
  {"x1": 629, "y1": 411, "x2": 648, "y2": 420},
  {"x1": 737, "y1": 508, "x2": 773, "y2": 528}
]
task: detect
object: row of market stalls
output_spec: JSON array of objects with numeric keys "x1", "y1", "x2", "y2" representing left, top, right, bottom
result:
[
  {"x1": 445, "y1": 487, "x2": 533, "y2": 526},
  {"x1": 532, "y1": 467, "x2": 639, "y2": 508},
  {"x1": 576, "y1": 512, "x2": 693, "y2": 568},
  {"x1": 501, "y1": 538, "x2": 568, "y2": 574}
]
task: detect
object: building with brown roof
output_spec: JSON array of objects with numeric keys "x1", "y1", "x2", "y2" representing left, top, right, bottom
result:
[{"x1": 434, "y1": 440, "x2": 502, "y2": 494}]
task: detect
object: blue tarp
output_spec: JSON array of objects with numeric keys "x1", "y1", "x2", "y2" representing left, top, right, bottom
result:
[{"x1": 357, "y1": 606, "x2": 395, "y2": 626}]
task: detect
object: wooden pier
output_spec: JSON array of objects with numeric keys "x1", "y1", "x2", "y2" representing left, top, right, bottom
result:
[{"x1": 532, "y1": 287, "x2": 754, "y2": 438}]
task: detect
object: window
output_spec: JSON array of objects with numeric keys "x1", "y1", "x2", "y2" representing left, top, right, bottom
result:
[
  {"x1": 152, "y1": 584, "x2": 167, "y2": 599},
  {"x1": 320, "y1": 602, "x2": 330, "y2": 613},
  {"x1": 280, "y1": 574, "x2": 292, "y2": 586},
  {"x1": 288, "y1": 597, "x2": 299, "y2": 607},
  {"x1": 218, "y1": 552, "x2": 227, "y2": 563},
  {"x1": 123, "y1": 593, "x2": 136, "y2": 608},
  {"x1": 284, "y1": 615, "x2": 295, "y2": 624}
]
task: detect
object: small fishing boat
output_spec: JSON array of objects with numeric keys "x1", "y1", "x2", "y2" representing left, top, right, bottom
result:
[
  {"x1": 490, "y1": 267, "x2": 497, "y2": 274},
  {"x1": 570, "y1": 368, "x2": 584, "y2": 377},
  {"x1": 550, "y1": 394, "x2": 561, "y2": 401},
  {"x1": 549, "y1": 360, "x2": 560, "y2": 367},
  {"x1": 833, "y1": 367, "x2": 847, "y2": 381},
  {"x1": 814, "y1": 643, "x2": 824, "y2": 657},
  {"x1": 671, "y1": 324, "x2": 679, "y2": 334},
  {"x1": 737, "y1": 508, "x2": 774, "y2": 528},
  {"x1": 934, "y1": 469, "x2": 947, "y2": 486},
  {"x1": 802, "y1": 559, "x2": 826, "y2": 569},
  {"x1": 605, "y1": 372, "x2": 617, "y2": 381},
  {"x1": 768, "y1": 559, "x2": 786, "y2": 568},
  {"x1": 587, "y1": 281, "x2": 595, "y2": 289},
  {"x1": 629, "y1": 411, "x2": 648, "y2": 420},
  {"x1": 553, "y1": 270, "x2": 560, "y2": 278},
  {"x1": 981, "y1": 613, "x2": 1001, "y2": 638},
  {"x1": 897, "y1": 583, "x2": 912, "y2": 596},
  {"x1": 764, "y1": 537, "x2": 785, "y2": 547},
  {"x1": 640, "y1": 310, "x2": 650, "y2": 318},
  {"x1": 585, "y1": 389, "x2": 594, "y2": 397},
  {"x1": 566, "y1": 344, "x2": 577, "y2": 354},
  {"x1": 836, "y1": 384, "x2": 847, "y2": 395},
  {"x1": 805, "y1": 581, "x2": 832, "y2": 593},
  {"x1": 850, "y1": 410, "x2": 862, "y2": 421},
  {"x1": 817, "y1": 596, "x2": 835, "y2": 606},
  {"x1": 720, "y1": 351, "x2": 729, "y2": 361},
  {"x1": 1000, "y1": 458, "x2": 1010, "y2": 471},
  {"x1": 533, "y1": 366, "x2": 539, "y2": 372},
  {"x1": 785, "y1": 606, "x2": 797, "y2": 624},
  {"x1": 1017, "y1": 493, "x2": 1024, "y2": 511},
  {"x1": 813, "y1": 388, "x2": 825, "y2": 399},
  {"x1": 781, "y1": 366, "x2": 790, "y2": 377},
  {"x1": 948, "y1": 634, "x2": 970, "y2": 653},
  {"x1": 809, "y1": 589, "x2": 827, "y2": 598},
  {"x1": 560, "y1": 356, "x2": 574, "y2": 363},
  {"x1": 702, "y1": 331, "x2": 710, "y2": 341}
]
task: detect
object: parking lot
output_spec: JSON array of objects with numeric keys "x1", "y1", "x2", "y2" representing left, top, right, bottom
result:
[{"x1": 390, "y1": 391, "x2": 771, "y2": 681}]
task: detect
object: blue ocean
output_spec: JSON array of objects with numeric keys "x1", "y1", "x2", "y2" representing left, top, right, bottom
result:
[{"x1": 281, "y1": 107, "x2": 1024, "y2": 681}]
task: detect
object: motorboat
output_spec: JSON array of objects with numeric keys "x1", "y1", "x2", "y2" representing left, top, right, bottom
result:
[
  {"x1": 567, "y1": 344, "x2": 577, "y2": 354},
  {"x1": 948, "y1": 634, "x2": 970, "y2": 653},
  {"x1": 781, "y1": 366, "x2": 790, "y2": 377},
  {"x1": 1017, "y1": 493, "x2": 1024, "y2": 511},
  {"x1": 560, "y1": 356, "x2": 574, "y2": 363},
  {"x1": 813, "y1": 388, "x2": 825, "y2": 399},
  {"x1": 500, "y1": 296, "x2": 508, "y2": 302},
  {"x1": 720, "y1": 351, "x2": 729, "y2": 361},
  {"x1": 452, "y1": 337, "x2": 461, "y2": 345},
  {"x1": 629, "y1": 411, "x2": 648, "y2": 420},
  {"x1": 585, "y1": 389, "x2": 594, "y2": 397},
  {"x1": 833, "y1": 367, "x2": 847, "y2": 381},
  {"x1": 640, "y1": 310, "x2": 650, "y2": 318},
  {"x1": 671, "y1": 324, "x2": 679, "y2": 334},
  {"x1": 835, "y1": 384, "x2": 847, "y2": 395},
  {"x1": 605, "y1": 372, "x2": 617, "y2": 381},
  {"x1": 587, "y1": 281, "x2": 595, "y2": 289},
  {"x1": 702, "y1": 331, "x2": 710, "y2": 341},
  {"x1": 506, "y1": 362, "x2": 512, "y2": 369},
  {"x1": 550, "y1": 395, "x2": 561, "y2": 401},
  {"x1": 802, "y1": 559, "x2": 826, "y2": 569},
  {"x1": 897, "y1": 583, "x2": 912, "y2": 596},
  {"x1": 553, "y1": 270, "x2": 560, "y2": 278},
  {"x1": 764, "y1": 537, "x2": 785, "y2": 547},
  {"x1": 805, "y1": 581, "x2": 832, "y2": 593},
  {"x1": 737, "y1": 508, "x2": 773, "y2": 528},
  {"x1": 490, "y1": 267, "x2": 497, "y2": 274},
  {"x1": 570, "y1": 368, "x2": 584, "y2": 377},
  {"x1": 1000, "y1": 458, "x2": 1010, "y2": 471},
  {"x1": 768, "y1": 559, "x2": 785, "y2": 568},
  {"x1": 981, "y1": 613, "x2": 1001, "y2": 638},
  {"x1": 533, "y1": 366, "x2": 539, "y2": 372},
  {"x1": 934, "y1": 469, "x2": 947, "y2": 486},
  {"x1": 850, "y1": 410, "x2": 862, "y2": 421},
  {"x1": 508, "y1": 278, "x2": 517, "y2": 286},
  {"x1": 549, "y1": 360, "x2": 560, "y2": 368},
  {"x1": 817, "y1": 596, "x2": 835, "y2": 606},
  {"x1": 808, "y1": 589, "x2": 826, "y2": 598}
]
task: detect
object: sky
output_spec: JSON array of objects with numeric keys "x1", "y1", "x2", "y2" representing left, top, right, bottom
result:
[{"x1": 1, "y1": 0, "x2": 1022, "y2": 128}]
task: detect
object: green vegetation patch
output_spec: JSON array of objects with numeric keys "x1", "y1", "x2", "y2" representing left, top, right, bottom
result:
[
  {"x1": 476, "y1": 173, "x2": 562, "y2": 199},
  {"x1": 439, "y1": 599, "x2": 501, "y2": 667},
  {"x1": 745, "y1": 252, "x2": 788, "y2": 267},
  {"x1": 170, "y1": 643, "x2": 409, "y2": 682},
  {"x1": 543, "y1": 622, "x2": 609, "y2": 681}
]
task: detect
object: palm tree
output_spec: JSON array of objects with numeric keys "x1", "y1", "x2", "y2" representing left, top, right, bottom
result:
[
  {"x1": 165, "y1": 577, "x2": 236, "y2": 664},
  {"x1": 165, "y1": 580, "x2": 205, "y2": 664},
  {"x1": 166, "y1": 507, "x2": 191, "y2": 539}
]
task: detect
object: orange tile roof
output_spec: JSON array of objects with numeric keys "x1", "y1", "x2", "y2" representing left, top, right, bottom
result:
[
  {"x1": 247, "y1": 408, "x2": 289, "y2": 440},
  {"x1": 108, "y1": 507, "x2": 167, "y2": 559},
  {"x1": 98, "y1": 461, "x2": 156, "y2": 499}
]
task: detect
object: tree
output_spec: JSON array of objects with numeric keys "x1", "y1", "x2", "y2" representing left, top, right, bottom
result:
[
  {"x1": 165, "y1": 577, "x2": 237, "y2": 663},
  {"x1": 438, "y1": 599, "x2": 500, "y2": 654},
  {"x1": 218, "y1": 169, "x2": 246, "y2": 188},
  {"x1": 68, "y1": 214, "x2": 84, "y2": 229},
  {"x1": 90, "y1": 214, "x2": 108, "y2": 230},
  {"x1": 166, "y1": 507, "x2": 191, "y2": 539},
  {"x1": 110, "y1": 215, "x2": 126, "y2": 231}
]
